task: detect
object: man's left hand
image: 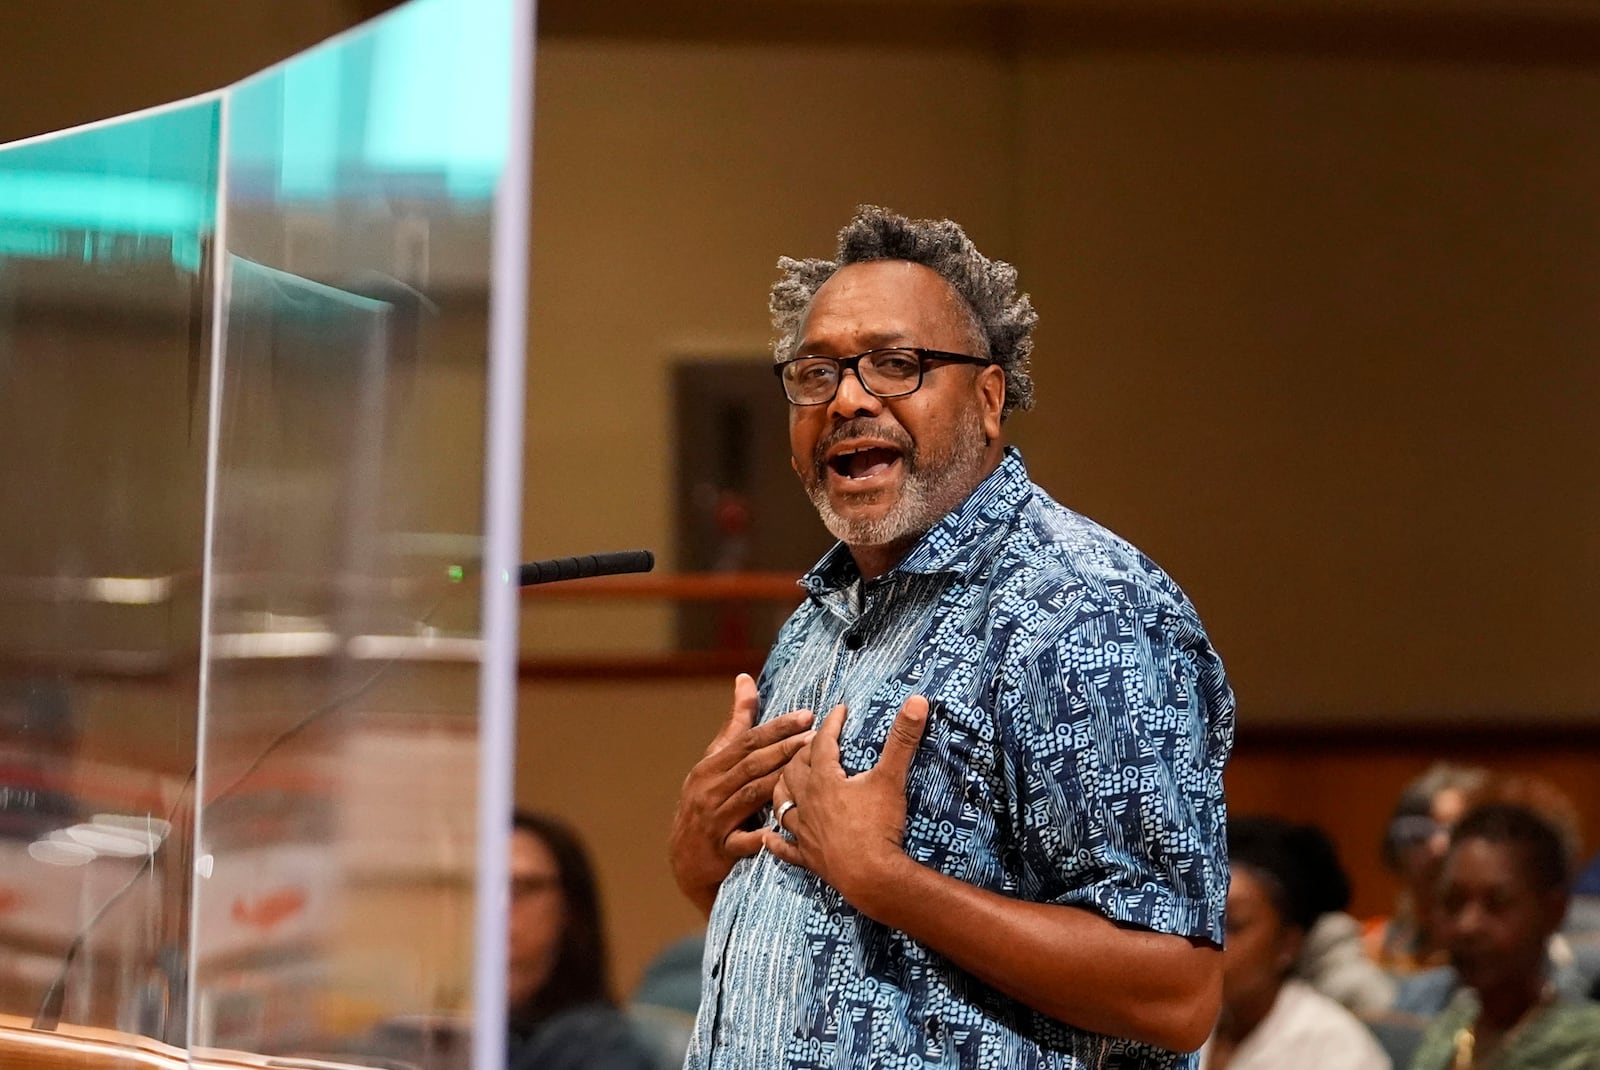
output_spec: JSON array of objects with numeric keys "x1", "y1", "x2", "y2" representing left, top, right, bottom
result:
[{"x1": 761, "y1": 694, "x2": 928, "y2": 911}]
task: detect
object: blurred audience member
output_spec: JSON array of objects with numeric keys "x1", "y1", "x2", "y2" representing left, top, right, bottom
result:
[
  {"x1": 1487, "y1": 776, "x2": 1591, "y2": 997},
  {"x1": 1202, "y1": 816, "x2": 1391, "y2": 1070},
  {"x1": 507, "y1": 811, "x2": 656, "y2": 1070},
  {"x1": 1392, "y1": 776, "x2": 1589, "y2": 1020},
  {"x1": 1575, "y1": 853, "x2": 1600, "y2": 900},
  {"x1": 628, "y1": 932, "x2": 707, "y2": 1070},
  {"x1": 1407, "y1": 803, "x2": 1600, "y2": 1070},
  {"x1": 1367, "y1": 764, "x2": 1491, "y2": 973},
  {"x1": 1300, "y1": 905, "x2": 1398, "y2": 1015},
  {"x1": 1571, "y1": 851, "x2": 1600, "y2": 998}
]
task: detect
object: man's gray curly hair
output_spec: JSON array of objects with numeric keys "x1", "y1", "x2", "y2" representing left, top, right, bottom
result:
[{"x1": 769, "y1": 205, "x2": 1037, "y2": 419}]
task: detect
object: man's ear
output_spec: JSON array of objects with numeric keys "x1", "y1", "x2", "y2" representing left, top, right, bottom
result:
[{"x1": 978, "y1": 363, "x2": 1005, "y2": 442}]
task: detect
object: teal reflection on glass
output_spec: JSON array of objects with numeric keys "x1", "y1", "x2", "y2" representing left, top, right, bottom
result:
[
  {"x1": 363, "y1": 0, "x2": 511, "y2": 197},
  {"x1": 0, "y1": 102, "x2": 219, "y2": 271},
  {"x1": 230, "y1": 0, "x2": 510, "y2": 204}
]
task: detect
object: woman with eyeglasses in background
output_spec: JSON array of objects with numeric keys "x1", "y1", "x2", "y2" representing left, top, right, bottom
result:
[
  {"x1": 1365, "y1": 764, "x2": 1491, "y2": 975},
  {"x1": 507, "y1": 811, "x2": 658, "y2": 1070}
]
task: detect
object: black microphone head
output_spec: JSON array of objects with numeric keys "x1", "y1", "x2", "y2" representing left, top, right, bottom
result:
[{"x1": 518, "y1": 549, "x2": 655, "y2": 587}]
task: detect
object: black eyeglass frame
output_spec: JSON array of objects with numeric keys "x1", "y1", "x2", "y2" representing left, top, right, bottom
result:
[{"x1": 772, "y1": 347, "x2": 995, "y2": 405}]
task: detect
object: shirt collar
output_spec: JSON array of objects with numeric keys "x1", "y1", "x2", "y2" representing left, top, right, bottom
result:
[{"x1": 800, "y1": 446, "x2": 1033, "y2": 596}]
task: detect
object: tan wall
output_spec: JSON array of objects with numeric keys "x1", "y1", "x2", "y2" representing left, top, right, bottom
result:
[
  {"x1": 0, "y1": 3, "x2": 374, "y2": 142},
  {"x1": 1012, "y1": 44, "x2": 1600, "y2": 725}
]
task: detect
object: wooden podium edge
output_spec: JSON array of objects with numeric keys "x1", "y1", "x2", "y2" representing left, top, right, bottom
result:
[{"x1": 0, "y1": 1018, "x2": 375, "y2": 1070}]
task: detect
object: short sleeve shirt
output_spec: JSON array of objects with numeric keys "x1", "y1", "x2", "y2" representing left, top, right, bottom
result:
[{"x1": 686, "y1": 448, "x2": 1235, "y2": 1070}]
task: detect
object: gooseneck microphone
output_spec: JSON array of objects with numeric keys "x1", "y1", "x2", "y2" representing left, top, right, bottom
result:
[{"x1": 518, "y1": 549, "x2": 654, "y2": 587}]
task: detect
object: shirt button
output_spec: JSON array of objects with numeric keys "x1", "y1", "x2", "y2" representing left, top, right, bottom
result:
[{"x1": 844, "y1": 632, "x2": 864, "y2": 651}]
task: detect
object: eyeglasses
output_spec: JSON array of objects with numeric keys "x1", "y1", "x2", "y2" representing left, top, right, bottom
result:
[
  {"x1": 511, "y1": 874, "x2": 559, "y2": 899},
  {"x1": 1388, "y1": 815, "x2": 1448, "y2": 847},
  {"x1": 773, "y1": 347, "x2": 993, "y2": 406}
]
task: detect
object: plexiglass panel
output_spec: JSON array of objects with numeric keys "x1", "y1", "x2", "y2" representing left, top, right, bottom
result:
[
  {"x1": 193, "y1": 1, "x2": 515, "y2": 1066},
  {"x1": 0, "y1": 99, "x2": 219, "y2": 1042},
  {"x1": 0, "y1": 1, "x2": 522, "y2": 1067}
]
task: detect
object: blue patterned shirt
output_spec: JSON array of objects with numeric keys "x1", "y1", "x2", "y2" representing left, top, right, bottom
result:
[{"x1": 687, "y1": 448, "x2": 1234, "y2": 1070}]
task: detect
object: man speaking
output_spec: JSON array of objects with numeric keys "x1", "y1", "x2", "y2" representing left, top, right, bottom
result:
[{"x1": 669, "y1": 206, "x2": 1235, "y2": 1068}]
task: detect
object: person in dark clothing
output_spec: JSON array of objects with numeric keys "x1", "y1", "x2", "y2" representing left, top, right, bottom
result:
[{"x1": 507, "y1": 810, "x2": 656, "y2": 1070}]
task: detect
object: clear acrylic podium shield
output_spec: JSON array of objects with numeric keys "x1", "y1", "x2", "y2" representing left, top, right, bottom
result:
[{"x1": 0, "y1": 2, "x2": 531, "y2": 1067}]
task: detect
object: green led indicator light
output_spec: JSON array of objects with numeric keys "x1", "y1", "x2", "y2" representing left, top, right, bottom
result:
[{"x1": 447, "y1": 564, "x2": 465, "y2": 583}]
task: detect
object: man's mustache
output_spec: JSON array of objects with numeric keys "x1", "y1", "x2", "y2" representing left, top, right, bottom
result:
[{"x1": 810, "y1": 419, "x2": 916, "y2": 480}]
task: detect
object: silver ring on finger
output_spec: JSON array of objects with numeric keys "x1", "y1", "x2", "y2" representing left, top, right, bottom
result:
[{"x1": 774, "y1": 799, "x2": 797, "y2": 832}]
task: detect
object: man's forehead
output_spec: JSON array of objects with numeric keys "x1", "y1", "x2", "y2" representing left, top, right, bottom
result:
[{"x1": 796, "y1": 259, "x2": 966, "y2": 348}]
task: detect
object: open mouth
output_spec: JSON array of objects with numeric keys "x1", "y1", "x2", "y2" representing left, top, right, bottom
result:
[{"x1": 827, "y1": 446, "x2": 902, "y2": 482}]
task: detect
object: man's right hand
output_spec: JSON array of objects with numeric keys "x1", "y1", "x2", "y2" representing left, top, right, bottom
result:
[{"x1": 669, "y1": 673, "x2": 815, "y2": 916}]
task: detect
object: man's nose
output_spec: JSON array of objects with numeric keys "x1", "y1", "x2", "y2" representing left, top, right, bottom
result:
[{"x1": 828, "y1": 366, "x2": 881, "y2": 418}]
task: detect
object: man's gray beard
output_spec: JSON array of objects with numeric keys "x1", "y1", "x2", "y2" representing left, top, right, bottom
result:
[{"x1": 805, "y1": 409, "x2": 989, "y2": 550}]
